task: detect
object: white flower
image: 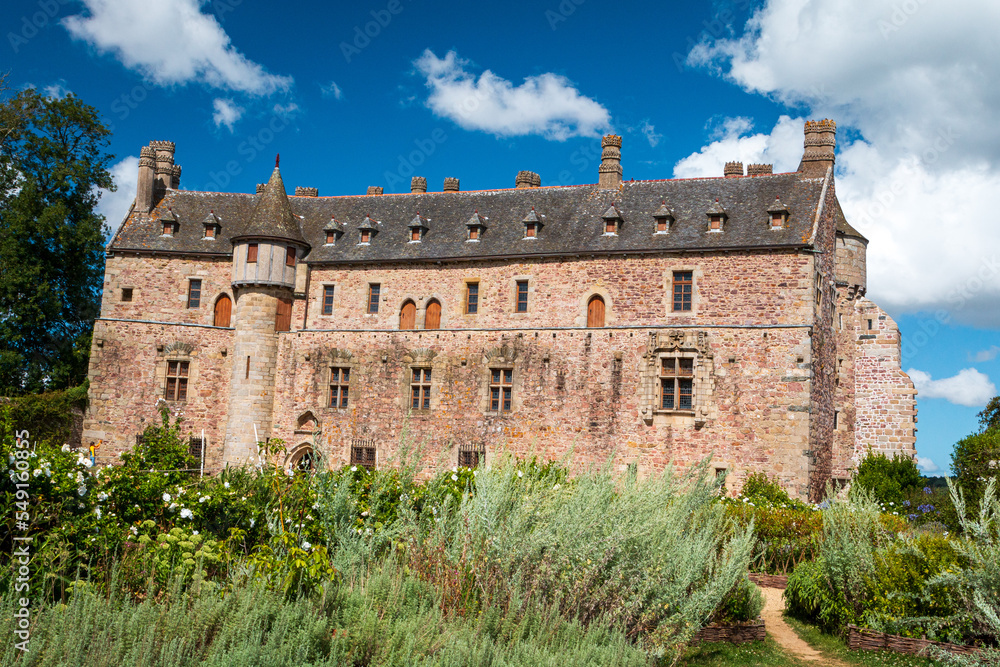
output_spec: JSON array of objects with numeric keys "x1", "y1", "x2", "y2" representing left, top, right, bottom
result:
[
  {"x1": 199, "y1": 496, "x2": 209, "y2": 503},
  {"x1": 82, "y1": 458, "x2": 94, "y2": 468},
  {"x1": 224, "y1": 482, "x2": 230, "y2": 489},
  {"x1": 192, "y1": 531, "x2": 199, "y2": 536},
  {"x1": 517, "y1": 471, "x2": 524, "y2": 478},
  {"x1": 285, "y1": 469, "x2": 294, "y2": 477},
  {"x1": 180, "y1": 508, "x2": 193, "y2": 519},
  {"x1": 98, "y1": 491, "x2": 108, "y2": 501},
  {"x1": 163, "y1": 493, "x2": 172, "y2": 503},
  {"x1": 451, "y1": 474, "x2": 458, "y2": 481},
  {"x1": 168, "y1": 503, "x2": 178, "y2": 511},
  {"x1": 553, "y1": 484, "x2": 561, "y2": 491},
  {"x1": 249, "y1": 518, "x2": 255, "y2": 528},
  {"x1": 77, "y1": 485, "x2": 87, "y2": 497},
  {"x1": 44, "y1": 468, "x2": 51, "y2": 477},
  {"x1": 351, "y1": 466, "x2": 357, "y2": 472},
  {"x1": 130, "y1": 526, "x2": 138, "y2": 535},
  {"x1": 302, "y1": 541, "x2": 311, "y2": 550},
  {"x1": 361, "y1": 511, "x2": 369, "y2": 517},
  {"x1": 33, "y1": 469, "x2": 42, "y2": 477},
  {"x1": 95, "y1": 507, "x2": 102, "y2": 519},
  {"x1": 61, "y1": 444, "x2": 71, "y2": 453},
  {"x1": 75, "y1": 471, "x2": 84, "y2": 484}
]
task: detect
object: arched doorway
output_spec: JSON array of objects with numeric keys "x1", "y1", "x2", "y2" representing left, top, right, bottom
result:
[
  {"x1": 587, "y1": 295, "x2": 605, "y2": 327},
  {"x1": 400, "y1": 300, "x2": 416, "y2": 329},
  {"x1": 424, "y1": 299, "x2": 441, "y2": 329},
  {"x1": 287, "y1": 445, "x2": 315, "y2": 474},
  {"x1": 214, "y1": 294, "x2": 232, "y2": 327}
]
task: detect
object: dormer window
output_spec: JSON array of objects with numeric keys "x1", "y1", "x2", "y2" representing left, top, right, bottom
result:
[
  {"x1": 408, "y1": 213, "x2": 428, "y2": 243},
  {"x1": 653, "y1": 201, "x2": 674, "y2": 234},
  {"x1": 323, "y1": 216, "x2": 344, "y2": 245},
  {"x1": 522, "y1": 208, "x2": 542, "y2": 239},
  {"x1": 358, "y1": 215, "x2": 379, "y2": 245},
  {"x1": 202, "y1": 211, "x2": 219, "y2": 239},
  {"x1": 601, "y1": 204, "x2": 623, "y2": 235},
  {"x1": 466, "y1": 210, "x2": 486, "y2": 242},
  {"x1": 360, "y1": 229, "x2": 371, "y2": 244},
  {"x1": 162, "y1": 208, "x2": 178, "y2": 236},
  {"x1": 162, "y1": 221, "x2": 175, "y2": 236},
  {"x1": 767, "y1": 197, "x2": 790, "y2": 229},
  {"x1": 706, "y1": 199, "x2": 727, "y2": 232}
]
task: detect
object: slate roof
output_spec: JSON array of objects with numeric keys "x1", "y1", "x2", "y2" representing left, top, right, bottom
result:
[
  {"x1": 108, "y1": 172, "x2": 836, "y2": 262},
  {"x1": 234, "y1": 166, "x2": 307, "y2": 245}
]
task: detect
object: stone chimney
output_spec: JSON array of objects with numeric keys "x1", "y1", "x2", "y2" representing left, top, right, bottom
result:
[
  {"x1": 366, "y1": 186, "x2": 383, "y2": 196},
  {"x1": 747, "y1": 163, "x2": 773, "y2": 176},
  {"x1": 170, "y1": 165, "x2": 182, "y2": 189},
  {"x1": 598, "y1": 135, "x2": 622, "y2": 189},
  {"x1": 515, "y1": 171, "x2": 541, "y2": 188},
  {"x1": 256, "y1": 183, "x2": 266, "y2": 194},
  {"x1": 411, "y1": 177, "x2": 427, "y2": 194},
  {"x1": 295, "y1": 187, "x2": 318, "y2": 197},
  {"x1": 798, "y1": 119, "x2": 836, "y2": 177},
  {"x1": 135, "y1": 146, "x2": 156, "y2": 213},
  {"x1": 443, "y1": 177, "x2": 460, "y2": 192},
  {"x1": 150, "y1": 140, "x2": 175, "y2": 192},
  {"x1": 724, "y1": 161, "x2": 744, "y2": 178}
]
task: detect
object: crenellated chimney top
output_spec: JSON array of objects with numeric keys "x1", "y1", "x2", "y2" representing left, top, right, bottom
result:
[
  {"x1": 366, "y1": 186, "x2": 383, "y2": 196},
  {"x1": 798, "y1": 119, "x2": 837, "y2": 177},
  {"x1": 295, "y1": 187, "x2": 319, "y2": 197},
  {"x1": 598, "y1": 135, "x2": 622, "y2": 189},
  {"x1": 747, "y1": 163, "x2": 773, "y2": 176},
  {"x1": 515, "y1": 170, "x2": 541, "y2": 189},
  {"x1": 724, "y1": 161, "x2": 744, "y2": 178},
  {"x1": 411, "y1": 176, "x2": 427, "y2": 194},
  {"x1": 443, "y1": 177, "x2": 460, "y2": 192}
]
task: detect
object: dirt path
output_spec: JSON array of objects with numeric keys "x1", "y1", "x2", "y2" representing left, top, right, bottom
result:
[{"x1": 760, "y1": 587, "x2": 847, "y2": 666}]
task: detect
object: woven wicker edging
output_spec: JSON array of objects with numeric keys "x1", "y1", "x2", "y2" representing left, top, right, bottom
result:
[
  {"x1": 748, "y1": 573, "x2": 789, "y2": 589},
  {"x1": 846, "y1": 624, "x2": 980, "y2": 657},
  {"x1": 692, "y1": 619, "x2": 766, "y2": 644}
]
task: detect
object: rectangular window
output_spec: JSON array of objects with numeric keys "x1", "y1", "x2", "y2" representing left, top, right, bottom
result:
[
  {"x1": 410, "y1": 228, "x2": 420, "y2": 242},
  {"x1": 367, "y1": 284, "x2": 380, "y2": 313},
  {"x1": 672, "y1": 271, "x2": 693, "y2": 312},
  {"x1": 121, "y1": 287, "x2": 133, "y2": 302},
  {"x1": 360, "y1": 229, "x2": 371, "y2": 244},
  {"x1": 489, "y1": 368, "x2": 513, "y2": 413},
  {"x1": 605, "y1": 220, "x2": 616, "y2": 234},
  {"x1": 458, "y1": 445, "x2": 485, "y2": 468},
  {"x1": 247, "y1": 243, "x2": 258, "y2": 263},
  {"x1": 330, "y1": 367, "x2": 350, "y2": 408},
  {"x1": 162, "y1": 221, "x2": 173, "y2": 236},
  {"x1": 525, "y1": 222, "x2": 536, "y2": 238},
  {"x1": 410, "y1": 368, "x2": 432, "y2": 410},
  {"x1": 286, "y1": 246, "x2": 296, "y2": 267},
  {"x1": 165, "y1": 360, "x2": 189, "y2": 401},
  {"x1": 204, "y1": 225, "x2": 216, "y2": 239},
  {"x1": 710, "y1": 215, "x2": 722, "y2": 230},
  {"x1": 469, "y1": 226, "x2": 479, "y2": 240},
  {"x1": 466, "y1": 282, "x2": 479, "y2": 314},
  {"x1": 656, "y1": 218, "x2": 667, "y2": 233},
  {"x1": 189, "y1": 436, "x2": 204, "y2": 465},
  {"x1": 322, "y1": 286, "x2": 335, "y2": 315},
  {"x1": 771, "y1": 213, "x2": 784, "y2": 229},
  {"x1": 187, "y1": 279, "x2": 202, "y2": 308},
  {"x1": 660, "y1": 357, "x2": 694, "y2": 411},
  {"x1": 326, "y1": 231, "x2": 336, "y2": 245},
  {"x1": 515, "y1": 280, "x2": 528, "y2": 313},
  {"x1": 350, "y1": 440, "x2": 376, "y2": 469}
]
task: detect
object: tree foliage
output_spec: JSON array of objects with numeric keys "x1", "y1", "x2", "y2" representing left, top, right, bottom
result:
[
  {"x1": 0, "y1": 83, "x2": 114, "y2": 394},
  {"x1": 851, "y1": 452, "x2": 923, "y2": 506}
]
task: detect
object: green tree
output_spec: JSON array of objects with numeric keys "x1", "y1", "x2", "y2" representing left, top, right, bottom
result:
[
  {"x1": 979, "y1": 395, "x2": 1000, "y2": 433},
  {"x1": 951, "y1": 428, "x2": 1000, "y2": 515},
  {"x1": 851, "y1": 452, "x2": 923, "y2": 505},
  {"x1": 0, "y1": 85, "x2": 114, "y2": 394}
]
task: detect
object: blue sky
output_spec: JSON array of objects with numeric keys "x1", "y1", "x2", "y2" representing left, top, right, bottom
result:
[{"x1": 4, "y1": 0, "x2": 997, "y2": 474}]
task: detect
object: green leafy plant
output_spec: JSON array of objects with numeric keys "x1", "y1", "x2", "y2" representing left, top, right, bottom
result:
[{"x1": 852, "y1": 452, "x2": 924, "y2": 506}]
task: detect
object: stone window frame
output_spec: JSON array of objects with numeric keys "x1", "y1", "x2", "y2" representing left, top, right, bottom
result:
[
  {"x1": 120, "y1": 286, "x2": 134, "y2": 302},
  {"x1": 576, "y1": 288, "x2": 613, "y2": 327},
  {"x1": 157, "y1": 343, "x2": 196, "y2": 404},
  {"x1": 328, "y1": 364, "x2": 353, "y2": 410},
  {"x1": 319, "y1": 283, "x2": 337, "y2": 317},
  {"x1": 457, "y1": 442, "x2": 486, "y2": 468},
  {"x1": 285, "y1": 444, "x2": 316, "y2": 475},
  {"x1": 481, "y1": 344, "x2": 519, "y2": 416},
  {"x1": 350, "y1": 438, "x2": 377, "y2": 469},
  {"x1": 487, "y1": 366, "x2": 515, "y2": 414},
  {"x1": 656, "y1": 353, "x2": 697, "y2": 414},
  {"x1": 407, "y1": 365, "x2": 434, "y2": 413},
  {"x1": 366, "y1": 282, "x2": 381, "y2": 315},
  {"x1": 463, "y1": 279, "x2": 481, "y2": 316},
  {"x1": 664, "y1": 267, "x2": 700, "y2": 317},
  {"x1": 186, "y1": 278, "x2": 202, "y2": 309},
  {"x1": 510, "y1": 275, "x2": 533, "y2": 316},
  {"x1": 639, "y1": 331, "x2": 714, "y2": 424}
]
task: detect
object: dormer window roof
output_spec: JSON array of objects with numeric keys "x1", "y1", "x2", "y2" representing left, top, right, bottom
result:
[
  {"x1": 522, "y1": 207, "x2": 542, "y2": 239},
  {"x1": 706, "y1": 199, "x2": 727, "y2": 232},
  {"x1": 202, "y1": 210, "x2": 219, "y2": 239},
  {"x1": 767, "y1": 196, "x2": 790, "y2": 229},
  {"x1": 601, "y1": 203, "x2": 623, "y2": 235},
  {"x1": 323, "y1": 215, "x2": 344, "y2": 244},
  {"x1": 408, "y1": 213, "x2": 429, "y2": 242},
  {"x1": 358, "y1": 214, "x2": 379, "y2": 245},
  {"x1": 161, "y1": 208, "x2": 178, "y2": 236},
  {"x1": 653, "y1": 201, "x2": 674, "y2": 234},
  {"x1": 466, "y1": 210, "x2": 487, "y2": 241}
]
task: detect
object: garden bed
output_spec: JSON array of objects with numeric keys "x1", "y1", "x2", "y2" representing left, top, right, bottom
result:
[
  {"x1": 748, "y1": 573, "x2": 788, "y2": 589},
  {"x1": 846, "y1": 624, "x2": 980, "y2": 657},
  {"x1": 692, "y1": 619, "x2": 766, "y2": 644}
]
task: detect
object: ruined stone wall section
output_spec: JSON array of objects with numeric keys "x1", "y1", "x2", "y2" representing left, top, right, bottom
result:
[
  {"x1": 269, "y1": 326, "x2": 816, "y2": 497},
  {"x1": 101, "y1": 254, "x2": 234, "y2": 326},
  {"x1": 305, "y1": 251, "x2": 814, "y2": 331},
  {"x1": 82, "y1": 319, "x2": 233, "y2": 471},
  {"x1": 851, "y1": 300, "x2": 918, "y2": 464}
]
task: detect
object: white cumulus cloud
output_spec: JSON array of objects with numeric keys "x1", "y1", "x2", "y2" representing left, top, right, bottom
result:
[
  {"x1": 908, "y1": 368, "x2": 996, "y2": 407},
  {"x1": 97, "y1": 156, "x2": 139, "y2": 237},
  {"x1": 916, "y1": 457, "x2": 940, "y2": 474},
  {"x1": 674, "y1": 115, "x2": 804, "y2": 178},
  {"x1": 63, "y1": 0, "x2": 291, "y2": 95},
  {"x1": 683, "y1": 0, "x2": 1000, "y2": 327},
  {"x1": 414, "y1": 49, "x2": 610, "y2": 141},
  {"x1": 972, "y1": 346, "x2": 1000, "y2": 363},
  {"x1": 212, "y1": 98, "x2": 243, "y2": 132}
]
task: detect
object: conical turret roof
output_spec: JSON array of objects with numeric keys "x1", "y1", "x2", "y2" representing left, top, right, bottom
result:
[{"x1": 234, "y1": 163, "x2": 307, "y2": 245}]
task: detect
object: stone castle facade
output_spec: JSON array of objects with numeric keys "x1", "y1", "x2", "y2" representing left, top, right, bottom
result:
[{"x1": 83, "y1": 120, "x2": 917, "y2": 500}]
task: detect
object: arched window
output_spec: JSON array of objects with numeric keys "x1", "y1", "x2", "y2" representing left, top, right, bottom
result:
[
  {"x1": 424, "y1": 299, "x2": 441, "y2": 329},
  {"x1": 288, "y1": 446, "x2": 315, "y2": 474},
  {"x1": 400, "y1": 300, "x2": 416, "y2": 330},
  {"x1": 213, "y1": 294, "x2": 232, "y2": 327},
  {"x1": 587, "y1": 295, "x2": 605, "y2": 327}
]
